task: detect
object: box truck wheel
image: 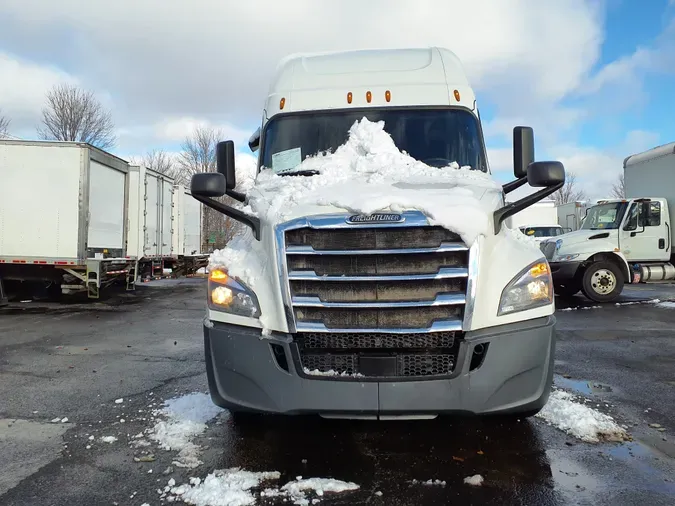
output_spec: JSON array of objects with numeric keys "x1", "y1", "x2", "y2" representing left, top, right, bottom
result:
[{"x1": 581, "y1": 261, "x2": 624, "y2": 302}]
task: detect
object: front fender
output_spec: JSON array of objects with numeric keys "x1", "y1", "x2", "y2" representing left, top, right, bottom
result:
[{"x1": 586, "y1": 251, "x2": 632, "y2": 283}]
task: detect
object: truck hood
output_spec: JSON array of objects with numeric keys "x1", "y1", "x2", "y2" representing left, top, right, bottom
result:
[
  {"x1": 542, "y1": 228, "x2": 619, "y2": 260},
  {"x1": 252, "y1": 180, "x2": 500, "y2": 223}
]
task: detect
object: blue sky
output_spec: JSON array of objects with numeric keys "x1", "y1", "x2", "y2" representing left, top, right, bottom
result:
[{"x1": 0, "y1": 0, "x2": 673, "y2": 198}]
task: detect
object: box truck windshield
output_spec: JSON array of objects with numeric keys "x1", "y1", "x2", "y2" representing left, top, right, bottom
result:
[
  {"x1": 580, "y1": 202, "x2": 628, "y2": 230},
  {"x1": 261, "y1": 107, "x2": 487, "y2": 173}
]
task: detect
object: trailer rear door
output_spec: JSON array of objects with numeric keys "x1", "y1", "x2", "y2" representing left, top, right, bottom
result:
[{"x1": 88, "y1": 159, "x2": 126, "y2": 257}]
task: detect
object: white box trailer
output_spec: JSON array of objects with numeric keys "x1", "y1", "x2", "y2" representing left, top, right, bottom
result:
[
  {"x1": 509, "y1": 200, "x2": 558, "y2": 228},
  {"x1": 556, "y1": 201, "x2": 593, "y2": 232},
  {"x1": 0, "y1": 140, "x2": 137, "y2": 299},
  {"x1": 127, "y1": 165, "x2": 176, "y2": 278},
  {"x1": 168, "y1": 184, "x2": 208, "y2": 276}
]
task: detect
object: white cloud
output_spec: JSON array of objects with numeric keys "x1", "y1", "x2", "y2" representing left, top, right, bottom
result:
[
  {"x1": 0, "y1": 0, "x2": 603, "y2": 146},
  {"x1": 548, "y1": 129, "x2": 661, "y2": 198},
  {"x1": 155, "y1": 117, "x2": 252, "y2": 147},
  {"x1": 0, "y1": 51, "x2": 77, "y2": 136}
]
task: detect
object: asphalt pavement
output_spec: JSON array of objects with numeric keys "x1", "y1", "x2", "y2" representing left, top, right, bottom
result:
[{"x1": 1, "y1": 278, "x2": 674, "y2": 506}]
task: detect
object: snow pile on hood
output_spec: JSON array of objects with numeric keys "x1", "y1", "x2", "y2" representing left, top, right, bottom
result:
[
  {"x1": 209, "y1": 117, "x2": 503, "y2": 294},
  {"x1": 245, "y1": 117, "x2": 501, "y2": 246},
  {"x1": 162, "y1": 470, "x2": 359, "y2": 506},
  {"x1": 148, "y1": 392, "x2": 224, "y2": 469},
  {"x1": 536, "y1": 390, "x2": 629, "y2": 443}
]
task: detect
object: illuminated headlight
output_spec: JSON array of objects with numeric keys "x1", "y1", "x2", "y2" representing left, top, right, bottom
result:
[
  {"x1": 208, "y1": 269, "x2": 261, "y2": 318},
  {"x1": 498, "y1": 259, "x2": 553, "y2": 316}
]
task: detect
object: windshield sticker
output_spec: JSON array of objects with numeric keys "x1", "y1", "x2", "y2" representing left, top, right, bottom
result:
[{"x1": 272, "y1": 147, "x2": 302, "y2": 173}]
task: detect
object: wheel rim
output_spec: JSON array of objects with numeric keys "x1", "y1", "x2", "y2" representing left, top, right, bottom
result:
[{"x1": 590, "y1": 268, "x2": 616, "y2": 295}]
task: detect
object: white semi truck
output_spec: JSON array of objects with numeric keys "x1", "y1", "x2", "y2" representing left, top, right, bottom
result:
[
  {"x1": 191, "y1": 47, "x2": 567, "y2": 420},
  {"x1": 544, "y1": 141, "x2": 675, "y2": 301}
]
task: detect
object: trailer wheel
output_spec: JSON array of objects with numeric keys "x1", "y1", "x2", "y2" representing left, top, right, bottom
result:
[{"x1": 581, "y1": 261, "x2": 624, "y2": 302}]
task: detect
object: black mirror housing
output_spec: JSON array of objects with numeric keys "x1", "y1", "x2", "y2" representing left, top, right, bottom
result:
[
  {"x1": 191, "y1": 172, "x2": 226, "y2": 198},
  {"x1": 513, "y1": 126, "x2": 534, "y2": 178},
  {"x1": 527, "y1": 161, "x2": 565, "y2": 187},
  {"x1": 248, "y1": 127, "x2": 261, "y2": 152},
  {"x1": 216, "y1": 140, "x2": 236, "y2": 190}
]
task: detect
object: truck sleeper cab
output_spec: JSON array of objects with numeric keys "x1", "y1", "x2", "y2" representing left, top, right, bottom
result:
[{"x1": 192, "y1": 47, "x2": 566, "y2": 420}]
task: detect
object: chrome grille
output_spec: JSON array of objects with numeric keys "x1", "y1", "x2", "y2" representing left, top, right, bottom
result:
[{"x1": 276, "y1": 212, "x2": 470, "y2": 379}]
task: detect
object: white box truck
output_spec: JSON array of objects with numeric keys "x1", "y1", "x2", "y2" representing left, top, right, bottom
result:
[
  {"x1": 0, "y1": 140, "x2": 138, "y2": 299},
  {"x1": 556, "y1": 201, "x2": 592, "y2": 232},
  {"x1": 543, "y1": 141, "x2": 675, "y2": 301},
  {"x1": 127, "y1": 164, "x2": 177, "y2": 279},
  {"x1": 508, "y1": 200, "x2": 563, "y2": 243},
  {"x1": 169, "y1": 184, "x2": 209, "y2": 276},
  {"x1": 189, "y1": 47, "x2": 567, "y2": 420}
]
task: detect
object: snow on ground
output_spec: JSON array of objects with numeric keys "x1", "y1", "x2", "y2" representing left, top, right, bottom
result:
[
  {"x1": 161, "y1": 470, "x2": 359, "y2": 506},
  {"x1": 209, "y1": 117, "x2": 502, "y2": 295},
  {"x1": 558, "y1": 306, "x2": 602, "y2": 312},
  {"x1": 100, "y1": 436, "x2": 118, "y2": 443},
  {"x1": 536, "y1": 390, "x2": 629, "y2": 443},
  {"x1": 148, "y1": 392, "x2": 224, "y2": 469},
  {"x1": 463, "y1": 475, "x2": 484, "y2": 486},
  {"x1": 655, "y1": 301, "x2": 675, "y2": 309}
]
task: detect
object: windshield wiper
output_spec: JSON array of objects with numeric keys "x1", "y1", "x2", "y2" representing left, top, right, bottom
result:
[{"x1": 277, "y1": 169, "x2": 320, "y2": 177}]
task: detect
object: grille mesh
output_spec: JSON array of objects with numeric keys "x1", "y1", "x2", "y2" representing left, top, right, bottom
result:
[{"x1": 298, "y1": 331, "x2": 456, "y2": 349}]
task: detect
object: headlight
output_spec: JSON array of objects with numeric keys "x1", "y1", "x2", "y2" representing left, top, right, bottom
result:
[
  {"x1": 555, "y1": 253, "x2": 580, "y2": 262},
  {"x1": 208, "y1": 269, "x2": 261, "y2": 318},
  {"x1": 498, "y1": 259, "x2": 553, "y2": 316}
]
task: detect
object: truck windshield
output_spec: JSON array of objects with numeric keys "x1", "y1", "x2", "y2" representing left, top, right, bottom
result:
[
  {"x1": 520, "y1": 226, "x2": 563, "y2": 237},
  {"x1": 260, "y1": 108, "x2": 487, "y2": 174},
  {"x1": 580, "y1": 202, "x2": 628, "y2": 230}
]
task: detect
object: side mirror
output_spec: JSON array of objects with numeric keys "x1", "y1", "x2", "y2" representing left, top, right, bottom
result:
[
  {"x1": 513, "y1": 126, "x2": 534, "y2": 178},
  {"x1": 216, "y1": 140, "x2": 236, "y2": 190},
  {"x1": 493, "y1": 160, "x2": 567, "y2": 234},
  {"x1": 248, "y1": 127, "x2": 260, "y2": 152},
  {"x1": 527, "y1": 161, "x2": 565, "y2": 187},
  {"x1": 191, "y1": 172, "x2": 226, "y2": 198}
]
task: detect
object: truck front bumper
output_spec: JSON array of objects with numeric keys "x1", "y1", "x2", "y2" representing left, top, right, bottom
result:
[
  {"x1": 549, "y1": 261, "x2": 582, "y2": 283},
  {"x1": 204, "y1": 315, "x2": 556, "y2": 417}
]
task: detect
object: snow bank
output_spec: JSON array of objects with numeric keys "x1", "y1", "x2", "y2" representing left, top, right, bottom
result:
[
  {"x1": 162, "y1": 470, "x2": 359, "y2": 506},
  {"x1": 209, "y1": 117, "x2": 501, "y2": 297},
  {"x1": 655, "y1": 301, "x2": 675, "y2": 309},
  {"x1": 536, "y1": 390, "x2": 629, "y2": 443},
  {"x1": 149, "y1": 392, "x2": 223, "y2": 469}
]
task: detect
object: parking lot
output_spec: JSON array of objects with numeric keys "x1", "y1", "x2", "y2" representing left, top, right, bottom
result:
[{"x1": 1, "y1": 278, "x2": 674, "y2": 506}]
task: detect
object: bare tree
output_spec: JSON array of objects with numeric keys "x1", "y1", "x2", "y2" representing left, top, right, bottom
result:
[
  {"x1": 0, "y1": 109, "x2": 10, "y2": 139},
  {"x1": 37, "y1": 83, "x2": 116, "y2": 150},
  {"x1": 176, "y1": 125, "x2": 242, "y2": 251},
  {"x1": 553, "y1": 171, "x2": 587, "y2": 205},
  {"x1": 610, "y1": 173, "x2": 625, "y2": 199},
  {"x1": 130, "y1": 149, "x2": 178, "y2": 178}
]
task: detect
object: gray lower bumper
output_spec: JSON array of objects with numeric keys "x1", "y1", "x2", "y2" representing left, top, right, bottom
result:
[{"x1": 204, "y1": 316, "x2": 556, "y2": 417}]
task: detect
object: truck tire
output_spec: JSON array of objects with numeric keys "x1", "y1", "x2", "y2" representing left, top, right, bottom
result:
[{"x1": 581, "y1": 261, "x2": 624, "y2": 302}]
